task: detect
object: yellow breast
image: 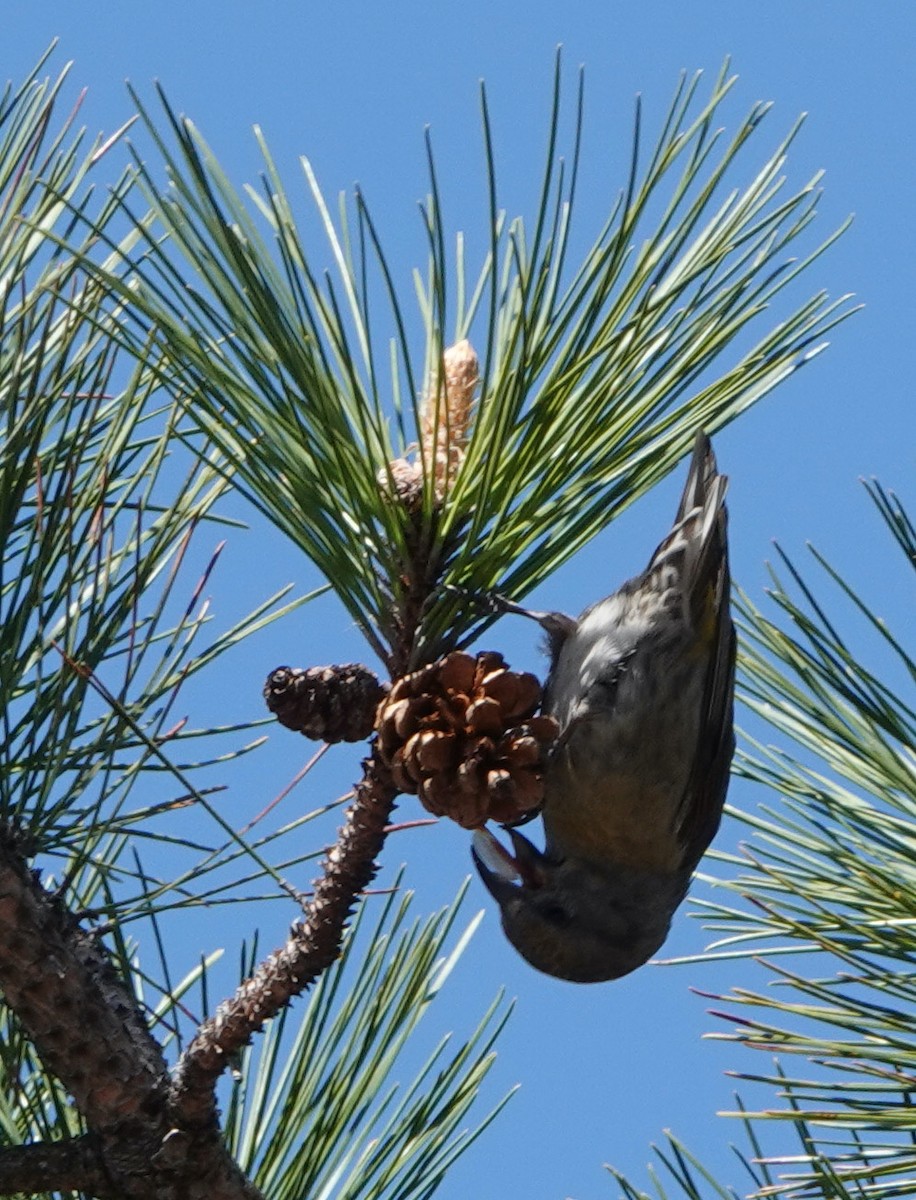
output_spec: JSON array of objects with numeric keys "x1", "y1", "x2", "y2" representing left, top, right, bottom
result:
[{"x1": 543, "y1": 755, "x2": 685, "y2": 873}]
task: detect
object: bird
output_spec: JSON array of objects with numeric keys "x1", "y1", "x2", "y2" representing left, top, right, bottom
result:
[{"x1": 472, "y1": 430, "x2": 736, "y2": 982}]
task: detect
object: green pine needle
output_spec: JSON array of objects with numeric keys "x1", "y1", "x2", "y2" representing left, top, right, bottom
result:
[{"x1": 72, "y1": 54, "x2": 855, "y2": 668}]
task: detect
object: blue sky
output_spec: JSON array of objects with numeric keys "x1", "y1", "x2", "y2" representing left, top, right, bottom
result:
[{"x1": 7, "y1": 5, "x2": 915, "y2": 1198}]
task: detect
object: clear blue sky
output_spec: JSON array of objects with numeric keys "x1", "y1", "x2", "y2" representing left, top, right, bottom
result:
[{"x1": 8, "y1": 5, "x2": 915, "y2": 1198}]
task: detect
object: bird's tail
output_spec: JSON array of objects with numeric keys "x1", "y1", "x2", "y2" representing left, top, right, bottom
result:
[
  {"x1": 646, "y1": 429, "x2": 729, "y2": 625},
  {"x1": 675, "y1": 429, "x2": 722, "y2": 523}
]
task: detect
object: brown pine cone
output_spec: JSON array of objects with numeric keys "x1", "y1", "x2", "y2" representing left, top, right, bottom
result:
[
  {"x1": 376, "y1": 650, "x2": 558, "y2": 829},
  {"x1": 264, "y1": 663, "x2": 387, "y2": 743}
]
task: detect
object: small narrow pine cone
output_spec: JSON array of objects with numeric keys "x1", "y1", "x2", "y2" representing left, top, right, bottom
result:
[
  {"x1": 265, "y1": 664, "x2": 387, "y2": 743},
  {"x1": 375, "y1": 650, "x2": 559, "y2": 829}
]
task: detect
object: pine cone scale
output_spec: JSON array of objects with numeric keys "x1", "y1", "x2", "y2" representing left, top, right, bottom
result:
[{"x1": 376, "y1": 651, "x2": 558, "y2": 829}]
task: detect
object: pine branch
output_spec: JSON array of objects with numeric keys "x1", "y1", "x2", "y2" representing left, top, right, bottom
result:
[
  {"x1": 0, "y1": 1136, "x2": 111, "y2": 1198},
  {"x1": 171, "y1": 745, "x2": 398, "y2": 1129},
  {"x1": 0, "y1": 838, "x2": 171, "y2": 1135},
  {"x1": 0, "y1": 835, "x2": 263, "y2": 1200}
]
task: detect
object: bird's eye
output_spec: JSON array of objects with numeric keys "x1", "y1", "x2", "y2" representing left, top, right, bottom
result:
[{"x1": 540, "y1": 902, "x2": 571, "y2": 926}]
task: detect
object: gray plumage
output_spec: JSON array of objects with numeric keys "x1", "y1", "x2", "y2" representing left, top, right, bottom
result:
[{"x1": 473, "y1": 430, "x2": 736, "y2": 982}]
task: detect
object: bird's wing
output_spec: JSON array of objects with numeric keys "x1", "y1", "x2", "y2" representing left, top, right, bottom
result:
[
  {"x1": 675, "y1": 565, "x2": 736, "y2": 869},
  {"x1": 671, "y1": 432, "x2": 737, "y2": 869}
]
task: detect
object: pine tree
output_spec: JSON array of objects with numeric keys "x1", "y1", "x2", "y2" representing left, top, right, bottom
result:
[{"x1": 0, "y1": 47, "x2": 856, "y2": 1199}]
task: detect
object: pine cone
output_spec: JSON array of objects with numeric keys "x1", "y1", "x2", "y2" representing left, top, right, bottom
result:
[
  {"x1": 264, "y1": 664, "x2": 387, "y2": 743},
  {"x1": 376, "y1": 651, "x2": 558, "y2": 829}
]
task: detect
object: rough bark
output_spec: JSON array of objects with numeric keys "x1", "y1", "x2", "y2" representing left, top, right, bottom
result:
[
  {"x1": 0, "y1": 838, "x2": 263, "y2": 1199},
  {"x1": 0, "y1": 746, "x2": 398, "y2": 1197},
  {"x1": 0, "y1": 1136, "x2": 111, "y2": 1197},
  {"x1": 0, "y1": 844, "x2": 170, "y2": 1131}
]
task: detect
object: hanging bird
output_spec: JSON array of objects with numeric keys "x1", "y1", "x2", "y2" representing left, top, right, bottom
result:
[{"x1": 472, "y1": 430, "x2": 736, "y2": 982}]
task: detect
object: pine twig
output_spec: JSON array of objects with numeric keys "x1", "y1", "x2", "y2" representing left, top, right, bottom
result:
[{"x1": 171, "y1": 744, "x2": 398, "y2": 1128}]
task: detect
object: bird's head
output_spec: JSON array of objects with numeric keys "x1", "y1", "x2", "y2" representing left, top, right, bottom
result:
[{"x1": 471, "y1": 826, "x2": 673, "y2": 983}]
